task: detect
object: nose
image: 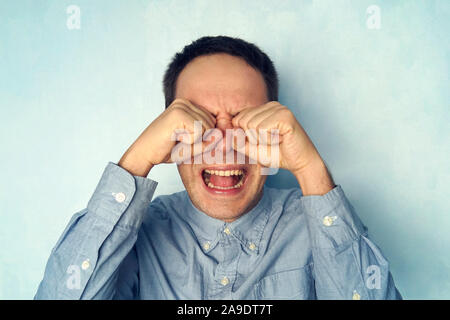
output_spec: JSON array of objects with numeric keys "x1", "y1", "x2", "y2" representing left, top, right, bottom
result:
[
  {"x1": 214, "y1": 115, "x2": 240, "y2": 160},
  {"x1": 216, "y1": 117, "x2": 234, "y2": 131}
]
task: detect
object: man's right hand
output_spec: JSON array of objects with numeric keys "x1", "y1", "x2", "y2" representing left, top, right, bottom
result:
[{"x1": 118, "y1": 99, "x2": 216, "y2": 177}]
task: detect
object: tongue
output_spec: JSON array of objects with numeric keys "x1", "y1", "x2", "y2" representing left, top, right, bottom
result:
[{"x1": 209, "y1": 175, "x2": 239, "y2": 187}]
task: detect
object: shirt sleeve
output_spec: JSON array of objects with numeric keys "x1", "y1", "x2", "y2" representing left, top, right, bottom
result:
[
  {"x1": 300, "y1": 185, "x2": 402, "y2": 300},
  {"x1": 34, "y1": 162, "x2": 157, "y2": 300}
]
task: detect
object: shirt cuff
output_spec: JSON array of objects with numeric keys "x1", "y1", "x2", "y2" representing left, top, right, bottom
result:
[
  {"x1": 300, "y1": 185, "x2": 367, "y2": 249},
  {"x1": 87, "y1": 162, "x2": 158, "y2": 230}
]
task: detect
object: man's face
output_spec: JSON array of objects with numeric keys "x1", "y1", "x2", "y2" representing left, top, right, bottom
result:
[{"x1": 175, "y1": 53, "x2": 269, "y2": 222}]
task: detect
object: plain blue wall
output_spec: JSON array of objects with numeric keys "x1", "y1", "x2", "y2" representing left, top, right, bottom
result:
[{"x1": 0, "y1": 0, "x2": 448, "y2": 299}]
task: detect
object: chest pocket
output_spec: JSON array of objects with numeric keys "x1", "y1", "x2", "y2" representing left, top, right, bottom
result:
[{"x1": 254, "y1": 264, "x2": 315, "y2": 300}]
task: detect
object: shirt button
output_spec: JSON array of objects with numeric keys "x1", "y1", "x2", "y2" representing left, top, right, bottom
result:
[
  {"x1": 323, "y1": 216, "x2": 334, "y2": 226},
  {"x1": 248, "y1": 243, "x2": 256, "y2": 251},
  {"x1": 223, "y1": 227, "x2": 231, "y2": 235},
  {"x1": 220, "y1": 277, "x2": 229, "y2": 286},
  {"x1": 81, "y1": 259, "x2": 90, "y2": 270},
  {"x1": 114, "y1": 192, "x2": 126, "y2": 203},
  {"x1": 352, "y1": 291, "x2": 361, "y2": 300},
  {"x1": 203, "y1": 242, "x2": 210, "y2": 250}
]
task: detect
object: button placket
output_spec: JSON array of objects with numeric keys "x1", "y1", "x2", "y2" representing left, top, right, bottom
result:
[{"x1": 209, "y1": 233, "x2": 239, "y2": 298}]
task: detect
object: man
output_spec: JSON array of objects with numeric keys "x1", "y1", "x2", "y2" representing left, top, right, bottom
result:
[{"x1": 35, "y1": 36, "x2": 401, "y2": 299}]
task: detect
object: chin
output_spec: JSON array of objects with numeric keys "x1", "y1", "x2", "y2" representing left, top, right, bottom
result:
[{"x1": 195, "y1": 197, "x2": 251, "y2": 221}]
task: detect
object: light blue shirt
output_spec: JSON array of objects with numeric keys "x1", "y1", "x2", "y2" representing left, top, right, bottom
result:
[{"x1": 35, "y1": 162, "x2": 402, "y2": 299}]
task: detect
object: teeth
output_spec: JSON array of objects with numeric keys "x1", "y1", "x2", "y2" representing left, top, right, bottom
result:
[
  {"x1": 204, "y1": 169, "x2": 243, "y2": 176},
  {"x1": 204, "y1": 169, "x2": 245, "y2": 190},
  {"x1": 207, "y1": 181, "x2": 243, "y2": 190}
]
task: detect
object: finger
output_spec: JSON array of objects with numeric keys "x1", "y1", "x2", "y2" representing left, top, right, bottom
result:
[
  {"x1": 176, "y1": 136, "x2": 224, "y2": 165},
  {"x1": 168, "y1": 141, "x2": 194, "y2": 164},
  {"x1": 182, "y1": 100, "x2": 217, "y2": 128},
  {"x1": 246, "y1": 107, "x2": 281, "y2": 130},
  {"x1": 232, "y1": 106, "x2": 258, "y2": 129},
  {"x1": 169, "y1": 138, "x2": 219, "y2": 164},
  {"x1": 169, "y1": 98, "x2": 216, "y2": 130},
  {"x1": 246, "y1": 108, "x2": 282, "y2": 144},
  {"x1": 232, "y1": 102, "x2": 281, "y2": 130},
  {"x1": 256, "y1": 114, "x2": 293, "y2": 143},
  {"x1": 192, "y1": 128, "x2": 223, "y2": 160},
  {"x1": 236, "y1": 105, "x2": 282, "y2": 145},
  {"x1": 244, "y1": 128, "x2": 259, "y2": 145},
  {"x1": 232, "y1": 102, "x2": 281, "y2": 126},
  {"x1": 174, "y1": 103, "x2": 215, "y2": 131},
  {"x1": 202, "y1": 128, "x2": 223, "y2": 152},
  {"x1": 231, "y1": 139, "x2": 280, "y2": 168},
  {"x1": 192, "y1": 112, "x2": 215, "y2": 134},
  {"x1": 231, "y1": 138, "x2": 257, "y2": 164},
  {"x1": 188, "y1": 106, "x2": 216, "y2": 129},
  {"x1": 171, "y1": 108, "x2": 210, "y2": 144}
]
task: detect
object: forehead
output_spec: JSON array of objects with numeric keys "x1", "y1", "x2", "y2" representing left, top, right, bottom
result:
[{"x1": 175, "y1": 53, "x2": 268, "y2": 116}]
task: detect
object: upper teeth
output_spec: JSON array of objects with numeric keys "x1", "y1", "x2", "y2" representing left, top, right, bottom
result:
[{"x1": 204, "y1": 169, "x2": 243, "y2": 176}]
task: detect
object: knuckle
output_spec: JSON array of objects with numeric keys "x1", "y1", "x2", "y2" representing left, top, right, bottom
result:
[
  {"x1": 169, "y1": 106, "x2": 186, "y2": 117},
  {"x1": 170, "y1": 108, "x2": 193, "y2": 124},
  {"x1": 168, "y1": 100, "x2": 190, "y2": 113},
  {"x1": 268, "y1": 101, "x2": 281, "y2": 106},
  {"x1": 170, "y1": 98, "x2": 189, "y2": 106},
  {"x1": 265, "y1": 101, "x2": 282, "y2": 109},
  {"x1": 278, "y1": 106, "x2": 293, "y2": 117},
  {"x1": 247, "y1": 119, "x2": 258, "y2": 129}
]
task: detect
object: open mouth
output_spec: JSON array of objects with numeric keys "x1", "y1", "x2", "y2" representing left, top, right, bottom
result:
[{"x1": 201, "y1": 168, "x2": 246, "y2": 191}]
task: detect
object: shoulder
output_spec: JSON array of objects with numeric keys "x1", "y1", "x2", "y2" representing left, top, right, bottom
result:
[
  {"x1": 264, "y1": 186, "x2": 302, "y2": 212},
  {"x1": 143, "y1": 190, "x2": 187, "y2": 222},
  {"x1": 262, "y1": 186, "x2": 307, "y2": 233}
]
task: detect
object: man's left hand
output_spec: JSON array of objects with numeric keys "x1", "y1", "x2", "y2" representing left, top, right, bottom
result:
[{"x1": 231, "y1": 101, "x2": 335, "y2": 195}]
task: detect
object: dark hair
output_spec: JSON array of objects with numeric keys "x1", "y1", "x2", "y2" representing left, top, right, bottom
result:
[{"x1": 163, "y1": 36, "x2": 278, "y2": 108}]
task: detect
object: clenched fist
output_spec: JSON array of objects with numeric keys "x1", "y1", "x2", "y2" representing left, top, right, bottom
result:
[
  {"x1": 231, "y1": 101, "x2": 318, "y2": 174},
  {"x1": 231, "y1": 101, "x2": 335, "y2": 195},
  {"x1": 119, "y1": 98, "x2": 334, "y2": 195},
  {"x1": 118, "y1": 99, "x2": 216, "y2": 177}
]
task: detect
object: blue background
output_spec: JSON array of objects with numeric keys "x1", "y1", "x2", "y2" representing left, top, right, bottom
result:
[{"x1": 0, "y1": 0, "x2": 448, "y2": 299}]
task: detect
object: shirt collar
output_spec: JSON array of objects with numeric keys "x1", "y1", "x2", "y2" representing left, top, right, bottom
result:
[{"x1": 183, "y1": 186, "x2": 271, "y2": 255}]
